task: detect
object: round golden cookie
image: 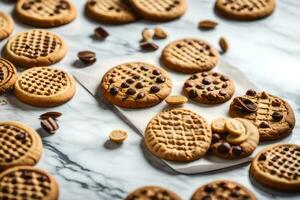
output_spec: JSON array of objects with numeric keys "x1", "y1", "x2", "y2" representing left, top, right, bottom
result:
[
  {"x1": 191, "y1": 180, "x2": 257, "y2": 200},
  {"x1": 15, "y1": 0, "x2": 77, "y2": 28},
  {"x1": 250, "y1": 144, "x2": 300, "y2": 192},
  {"x1": 0, "y1": 121, "x2": 42, "y2": 171},
  {"x1": 0, "y1": 166, "x2": 59, "y2": 200},
  {"x1": 0, "y1": 58, "x2": 17, "y2": 94},
  {"x1": 215, "y1": 0, "x2": 276, "y2": 21},
  {"x1": 145, "y1": 108, "x2": 212, "y2": 162},
  {"x1": 162, "y1": 38, "x2": 219, "y2": 73},
  {"x1": 125, "y1": 186, "x2": 182, "y2": 200},
  {"x1": 14, "y1": 67, "x2": 76, "y2": 107},
  {"x1": 229, "y1": 90, "x2": 296, "y2": 141},
  {"x1": 86, "y1": 0, "x2": 138, "y2": 24},
  {"x1": 130, "y1": 0, "x2": 187, "y2": 22},
  {"x1": 183, "y1": 71, "x2": 234, "y2": 104},
  {"x1": 3, "y1": 29, "x2": 67, "y2": 68},
  {"x1": 101, "y1": 62, "x2": 172, "y2": 109},
  {"x1": 210, "y1": 118, "x2": 259, "y2": 159},
  {"x1": 0, "y1": 12, "x2": 14, "y2": 41}
]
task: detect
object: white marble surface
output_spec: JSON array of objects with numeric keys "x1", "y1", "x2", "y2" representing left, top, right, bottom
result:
[{"x1": 1, "y1": 0, "x2": 300, "y2": 199}]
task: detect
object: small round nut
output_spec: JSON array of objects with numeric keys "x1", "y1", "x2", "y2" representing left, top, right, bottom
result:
[
  {"x1": 211, "y1": 118, "x2": 227, "y2": 134},
  {"x1": 225, "y1": 119, "x2": 245, "y2": 136},
  {"x1": 109, "y1": 130, "x2": 128, "y2": 143},
  {"x1": 165, "y1": 96, "x2": 188, "y2": 106}
]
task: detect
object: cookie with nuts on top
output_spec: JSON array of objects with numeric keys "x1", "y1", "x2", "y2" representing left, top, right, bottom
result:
[
  {"x1": 229, "y1": 90, "x2": 295, "y2": 141},
  {"x1": 101, "y1": 62, "x2": 172, "y2": 109},
  {"x1": 183, "y1": 71, "x2": 235, "y2": 104}
]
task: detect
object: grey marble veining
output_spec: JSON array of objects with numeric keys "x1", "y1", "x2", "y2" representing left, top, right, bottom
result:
[{"x1": 1, "y1": 0, "x2": 300, "y2": 199}]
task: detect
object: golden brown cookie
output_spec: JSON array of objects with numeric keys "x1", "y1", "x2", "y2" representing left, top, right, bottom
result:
[
  {"x1": 14, "y1": 67, "x2": 76, "y2": 107},
  {"x1": 162, "y1": 38, "x2": 219, "y2": 73},
  {"x1": 125, "y1": 186, "x2": 182, "y2": 200},
  {"x1": 229, "y1": 90, "x2": 295, "y2": 141},
  {"x1": 130, "y1": 0, "x2": 187, "y2": 22},
  {"x1": 15, "y1": 0, "x2": 77, "y2": 27},
  {"x1": 191, "y1": 180, "x2": 257, "y2": 200},
  {"x1": 210, "y1": 118, "x2": 259, "y2": 159},
  {"x1": 250, "y1": 144, "x2": 300, "y2": 192},
  {"x1": 3, "y1": 29, "x2": 67, "y2": 68},
  {"x1": 0, "y1": 121, "x2": 42, "y2": 171},
  {"x1": 0, "y1": 12, "x2": 14, "y2": 41},
  {"x1": 101, "y1": 62, "x2": 172, "y2": 109},
  {"x1": 0, "y1": 166, "x2": 59, "y2": 200},
  {"x1": 215, "y1": 0, "x2": 276, "y2": 20},
  {"x1": 86, "y1": 0, "x2": 138, "y2": 24},
  {"x1": 145, "y1": 108, "x2": 212, "y2": 162},
  {"x1": 183, "y1": 71, "x2": 235, "y2": 104},
  {"x1": 0, "y1": 58, "x2": 17, "y2": 94}
]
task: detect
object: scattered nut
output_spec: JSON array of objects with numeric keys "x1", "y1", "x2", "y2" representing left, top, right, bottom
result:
[
  {"x1": 165, "y1": 96, "x2": 188, "y2": 106},
  {"x1": 154, "y1": 27, "x2": 168, "y2": 39},
  {"x1": 109, "y1": 130, "x2": 128, "y2": 143},
  {"x1": 198, "y1": 20, "x2": 218, "y2": 30},
  {"x1": 219, "y1": 37, "x2": 229, "y2": 54},
  {"x1": 140, "y1": 42, "x2": 159, "y2": 51},
  {"x1": 142, "y1": 28, "x2": 154, "y2": 42},
  {"x1": 94, "y1": 26, "x2": 109, "y2": 39}
]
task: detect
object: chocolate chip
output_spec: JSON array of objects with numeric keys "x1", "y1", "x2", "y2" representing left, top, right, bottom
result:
[
  {"x1": 202, "y1": 78, "x2": 212, "y2": 85},
  {"x1": 94, "y1": 26, "x2": 109, "y2": 39},
  {"x1": 137, "y1": 92, "x2": 145, "y2": 99},
  {"x1": 258, "y1": 153, "x2": 267, "y2": 161},
  {"x1": 2, "y1": 186, "x2": 9, "y2": 193},
  {"x1": 222, "y1": 83, "x2": 228, "y2": 88},
  {"x1": 121, "y1": 82, "x2": 130, "y2": 88},
  {"x1": 15, "y1": 133, "x2": 26, "y2": 140},
  {"x1": 135, "y1": 82, "x2": 144, "y2": 89},
  {"x1": 140, "y1": 42, "x2": 159, "y2": 51},
  {"x1": 150, "y1": 86, "x2": 160, "y2": 93},
  {"x1": 219, "y1": 89, "x2": 227, "y2": 96},
  {"x1": 201, "y1": 195, "x2": 212, "y2": 200},
  {"x1": 196, "y1": 84, "x2": 205, "y2": 89},
  {"x1": 207, "y1": 86, "x2": 214, "y2": 91},
  {"x1": 246, "y1": 89, "x2": 256, "y2": 96},
  {"x1": 89, "y1": 0, "x2": 97, "y2": 5},
  {"x1": 133, "y1": 75, "x2": 140, "y2": 80},
  {"x1": 190, "y1": 74, "x2": 198, "y2": 79},
  {"x1": 188, "y1": 89, "x2": 198, "y2": 98},
  {"x1": 233, "y1": 97, "x2": 257, "y2": 113},
  {"x1": 259, "y1": 121, "x2": 270, "y2": 128},
  {"x1": 141, "y1": 66, "x2": 149, "y2": 71},
  {"x1": 41, "y1": 117, "x2": 59, "y2": 134},
  {"x1": 156, "y1": 77, "x2": 165, "y2": 83},
  {"x1": 220, "y1": 75, "x2": 229, "y2": 81},
  {"x1": 152, "y1": 69, "x2": 161, "y2": 75},
  {"x1": 201, "y1": 72, "x2": 208, "y2": 77},
  {"x1": 126, "y1": 88, "x2": 136, "y2": 95},
  {"x1": 38, "y1": 175, "x2": 49, "y2": 182},
  {"x1": 207, "y1": 93, "x2": 217, "y2": 101},
  {"x1": 109, "y1": 78, "x2": 116, "y2": 83},
  {"x1": 261, "y1": 91, "x2": 268, "y2": 99},
  {"x1": 232, "y1": 146, "x2": 243, "y2": 156},
  {"x1": 21, "y1": 171, "x2": 32, "y2": 179},
  {"x1": 230, "y1": 191, "x2": 240, "y2": 197},
  {"x1": 184, "y1": 82, "x2": 194, "y2": 88},
  {"x1": 272, "y1": 99, "x2": 281, "y2": 107},
  {"x1": 22, "y1": 3, "x2": 31, "y2": 10},
  {"x1": 78, "y1": 51, "x2": 96, "y2": 64},
  {"x1": 110, "y1": 87, "x2": 119, "y2": 95},
  {"x1": 212, "y1": 134, "x2": 220, "y2": 143},
  {"x1": 217, "y1": 142, "x2": 231, "y2": 154},
  {"x1": 204, "y1": 184, "x2": 215, "y2": 193},
  {"x1": 212, "y1": 72, "x2": 219, "y2": 76},
  {"x1": 272, "y1": 112, "x2": 283, "y2": 121},
  {"x1": 40, "y1": 112, "x2": 62, "y2": 120}
]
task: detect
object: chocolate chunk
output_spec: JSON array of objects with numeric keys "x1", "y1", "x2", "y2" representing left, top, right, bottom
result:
[
  {"x1": 261, "y1": 91, "x2": 268, "y2": 99},
  {"x1": 202, "y1": 77, "x2": 212, "y2": 85},
  {"x1": 141, "y1": 66, "x2": 149, "y2": 71},
  {"x1": 246, "y1": 89, "x2": 256, "y2": 96},
  {"x1": 212, "y1": 72, "x2": 219, "y2": 76},
  {"x1": 258, "y1": 153, "x2": 267, "y2": 161},
  {"x1": 201, "y1": 72, "x2": 208, "y2": 77},
  {"x1": 272, "y1": 99, "x2": 281, "y2": 107},
  {"x1": 233, "y1": 97, "x2": 257, "y2": 113},
  {"x1": 152, "y1": 69, "x2": 161, "y2": 75},
  {"x1": 121, "y1": 82, "x2": 130, "y2": 88},
  {"x1": 133, "y1": 75, "x2": 140, "y2": 80},
  {"x1": 219, "y1": 89, "x2": 227, "y2": 96},
  {"x1": 94, "y1": 26, "x2": 109, "y2": 39},
  {"x1": 232, "y1": 146, "x2": 243, "y2": 156},
  {"x1": 15, "y1": 133, "x2": 26, "y2": 140},
  {"x1": 188, "y1": 89, "x2": 198, "y2": 98},
  {"x1": 217, "y1": 142, "x2": 231, "y2": 154},
  {"x1": 207, "y1": 93, "x2": 217, "y2": 101},
  {"x1": 190, "y1": 74, "x2": 198, "y2": 79},
  {"x1": 207, "y1": 86, "x2": 214, "y2": 91},
  {"x1": 196, "y1": 84, "x2": 205, "y2": 89},
  {"x1": 212, "y1": 134, "x2": 220, "y2": 143},
  {"x1": 204, "y1": 184, "x2": 215, "y2": 193},
  {"x1": 110, "y1": 87, "x2": 119, "y2": 95},
  {"x1": 272, "y1": 112, "x2": 283, "y2": 121},
  {"x1": 135, "y1": 82, "x2": 144, "y2": 89},
  {"x1": 259, "y1": 121, "x2": 270, "y2": 128},
  {"x1": 220, "y1": 75, "x2": 229, "y2": 81},
  {"x1": 156, "y1": 77, "x2": 165, "y2": 83},
  {"x1": 140, "y1": 42, "x2": 159, "y2": 51},
  {"x1": 137, "y1": 92, "x2": 145, "y2": 99},
  {"x1": 78, "y1": 51, "x2": 96, "y2": 64},
  {"x1": 150, "y1": 86, "x2": 160, "y2": 93},
  {"x1": 41, "y1": 117, "x2": 59, "y2": 134},
  {"x1": 184, "y1": 82, "x2": 194, "y2": 88},
  {"x1": 126, "y1": 88, "x2": 136, "y2": 95},
  {"x1": 40, "y1": 111, "x2": 62, "y2": 120}
]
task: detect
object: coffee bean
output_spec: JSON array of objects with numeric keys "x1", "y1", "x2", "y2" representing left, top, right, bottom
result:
[
  {"x1": 188, "y1": 89, "x2": 198, "y2": 98},
  {"x1": 135, "y1": 82, "x2": 144, "y2": 89},
  {"x1": 150, "y1": 86, "x2": 160, "y2": 93},
  {"x1": 78, "y1": 51, "x2": 96, "y2": 64},
  {"x1": 15, "y1": 133, "x2": 26, "y2": 140},
  {"x1": 152, "y1": 69, "x2": 161, "y2": 75},
  {"x1": 202, "y1": 77, "x2": 212, "y2": 85},
  {"x1": 40, "y1": 112, "x2": 62, "y2": 120},
  {"x1": 110, "y1": 87, "x2": 119, "y2": 95},
  {"x1": 94, "y1": 26, "x2": 109, "y2": 39},
  {"x1": 246, "y1": 89, "x2": 256, "y2": 96},
  {"x1": 232, "y1": 146, "x2": 243, "y2": 156},
  {"x1": 212, "y1": 134, "x2": 220, "y2": 143},
  {"x1": 126, "y1": 88, "x2": 136, "y2": 95},
  {"x1": 184, "y1": 82, "x2": 194, "y2": 88},
  {"x1": 217, "y1": 142, "x2": 231, "y2": 154},
  {"x1": 261, "y1": 91, "x2": 268, "y2": 99},
  {"x1": 219, "y1": 89, "x2": 227, "y2": 96},
  {"x1": 272, "y1": 112, "x2": 283, "y2": 121},
  {"x1": 156, "y1": 77, "x2": 165, "y2": 83},
  {"x1": 220, "y1": 75, "x2": 229, "y2": 81},
  {"x1": 41, "y1": 117, "x2": 59, "y2": 134},
  {"x1": 259, "y1": 121, "x2": 270, "y2": 128},
  {"x1": 137, "y1": 92, "x2": 145, "y2": 99}
]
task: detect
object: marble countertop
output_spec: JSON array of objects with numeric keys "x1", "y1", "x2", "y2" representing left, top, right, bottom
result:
[{"x1": 1, "y1": 0, "x2": 300, "y2": 199}]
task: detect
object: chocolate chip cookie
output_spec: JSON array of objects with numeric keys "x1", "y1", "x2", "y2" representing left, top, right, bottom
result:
[
  {"x1": 0, "y1": 58, "x2": 17, "y2": 94},
  {"x1": 101, "y1": 62, "x2": 172, "y2": 108},
  {"x1": 125, "y1": 186, "x2": 182, "y2": 200},
  {"x1": 0, "y1": 12, "x2": 14, "y2": 41}
]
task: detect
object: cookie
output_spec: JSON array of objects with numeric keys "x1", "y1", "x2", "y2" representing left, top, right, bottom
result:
[
  {"x1": 3, "y1": 29, "x2": 67, "y2": 68},
  {"x1": 145, "y1": 108, "x2": 212, "y2": 162},
  {"x1": 14, "y1": 67, "x2": 76, "y2": 107},
  {"x1": 0, "y1": 166, "x2": 59, "y2": 200},
  {"x1": 0, "y1": 12, "x2": 14, "y2": 41},
  {"x1": 250, "y1": 144, "x2": 300, "y2": 192},
  {"x1": 15, "y1": 0, "x2": 77, "y2": 27},
  {"x1": 191, "y1": 180, "x2": 257, "y2": 200},
  {"x1": 125, "y1": 186, "x2": 181, "y2": 200},
  {"x1": 229, "y1": 90, "x2": 295, "y2": 141},
  {"x1": 0, "y1": 121, "x2": 42, "y2": 171},
  {"x1": 101, "y1": 62, "x2": 172, "y2": 109},
  {"x1": 183, "y1": 71, "x2": 234, "y2": 104},
  {"x1": 162, "y1": 38, "x2": 219, "y2": 73},
  {"x1": 210, "y1": 118, "x2": 259, "y2": 159},
  {"x1": 130, "y1": 0, "x2": 187, "y2": 22},
  {"x1": 86, "y1": 0, "x2": 138, "y2": 24},
  {"x1": 0, "y1": 58, "x2": 17, "y2": 94},
  {"x1": 215, "y1": 0, "x2": 276, "y2": 20}
]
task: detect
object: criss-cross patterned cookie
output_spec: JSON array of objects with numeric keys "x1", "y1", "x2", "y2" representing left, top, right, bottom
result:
[
  {"x1": 86, "y1": 0, "x2": 138, "y2": 24},
  {"x1": 162, "y1": 38, "x2": 219, "y2": 73},
  {"x1": 183, "y1": 71, "x2": 235, "y2": 104},
  {"x1": 250, "y1": 144, "x2": 300, "y2": 192},
  {"x1": 215, "y1": 0, "x2": 276, "y2": 20},
  {"x1": 101, "y1": 62, "x2": 172, "y2": 109},
  {"x1": 191, "y1": 180, "x2": 257, "y2": 200},
  {"x1": 0, "y1": 58, "x2": 17, "y2": 94},
  {"x1": 15, "y1": 67, "x2": 76, "y2": 107},
  {"x1": 15, "y1": 0, "x2": 77, "y2": 27},
  {"x1": 125, "y1": 186, "x2": 182, "y2": 200},
  {"x1": 130, "y1": 0, "x2": 187, "y2": 22},
  {"x1": 0, "y1": 166, "x2": 59, "y2": 200},
  {"x1": 145, "y1": 108, "x2": 212, "y2": 162},
  {"x1": 3, "y1": 29, "x2": 67, "y2": 68},
  {"x1": 0, "y1": 12, "x2": 14, "y2": 41},
  {"x1": 0, "y1": 121, "x2": 42, "y2": 171},
  {"x1": 229, "y1": 90, "x2": 295, "y2": 141}
]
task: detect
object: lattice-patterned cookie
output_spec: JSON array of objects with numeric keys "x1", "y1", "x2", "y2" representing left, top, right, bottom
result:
[
  {"x1": 86, "y1": 0, "x2": 138, "y2": 24},
  {"x1": 145, "y1": 108, "x2": 212, "y2": 162},
  {"x1": 125, "y1": 186, "x2": 182, "y2": 200},
  {"x1": 0, "y1": 166, "x2": 59, "y2": 200},
  {"x1": 162, "y1": 38, "x2": 219, "y2": 73},
  {"x1": 0, "y1": 58, "x2": 17, "y2": 94},
  {"x1": 15, "y1": 0, "x2": 77, "y2": 27},
  {"x1": 0, "y1": 12, "x2": 14, "y2": 41},
  {"x1": 215, "y1": 0, "x2": 276, "y2": 20},
  {"x1": 130, "y1": 0, "x2": 187, "y2": 22},
  {"x1": 15, "y1": 67, "x2": 76, "y2": 107},
  {"x1": 101, "y1": 62, "x2": 172, "y2": 109},
  {"x1": 0, "y1": 121, "x2": 42, "y2": 171},
  {"x1": 229, "y1": 90, "x2": 295, "y2": 141},
  {"x1": 250, "y1": 144, "x2": 300, "y2": 192},
  {"x1": 183, "y1": 71, "x2": 235, "y2": 104},
  {"x1": 3, "y1": 29, "x2": 67, "y2": 68},
  {"x1": 191, "y1": 180, "x2": 257, "y2": 200}
]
